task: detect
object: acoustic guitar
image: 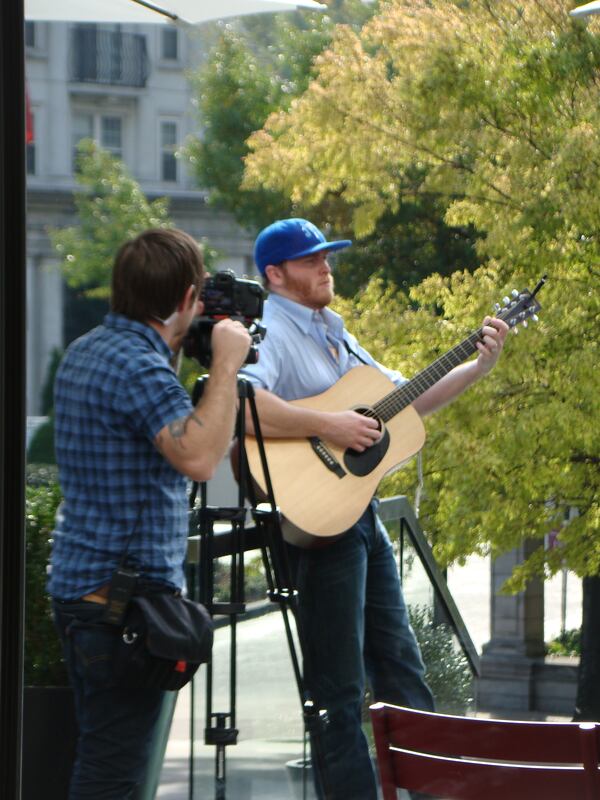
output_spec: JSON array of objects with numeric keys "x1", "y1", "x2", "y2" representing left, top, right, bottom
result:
[{"x1": 244, "y1": 281, "x2": 544, "y2": 538}]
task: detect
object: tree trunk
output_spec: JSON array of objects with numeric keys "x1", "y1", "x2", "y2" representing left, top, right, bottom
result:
[{"x1": 573, "y1": 575, "x2": 600, "y2": 721}]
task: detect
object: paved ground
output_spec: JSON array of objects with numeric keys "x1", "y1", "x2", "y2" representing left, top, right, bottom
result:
[{"x1": 156, "y1": 555, "x2": 582, "y2": 800}]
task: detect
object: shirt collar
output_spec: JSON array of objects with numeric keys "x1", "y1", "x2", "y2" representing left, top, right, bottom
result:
[
  {"x1": 103, "y1": 312, "x2": 174, "y2": 360},
  {"x1": 267, "y1": 292, "x2": 345, "y2": 339}
]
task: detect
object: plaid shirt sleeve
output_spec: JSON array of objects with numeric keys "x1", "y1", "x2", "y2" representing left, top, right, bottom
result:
[{"x1": 118, "y1": 357, "x2": 193, "y2": 441}]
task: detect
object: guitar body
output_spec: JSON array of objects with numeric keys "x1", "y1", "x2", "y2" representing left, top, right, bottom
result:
[
  {"x1": 243, "y1": 280, "x2": 544, "y2": 538},
  {"x1": 244, "y1": 366, "x2": 426, "y2": 537}
]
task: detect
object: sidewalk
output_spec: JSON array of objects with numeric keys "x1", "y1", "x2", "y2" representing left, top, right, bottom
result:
[{"x1": 157, "y1": 610, "x2": 310, "y2": 800}]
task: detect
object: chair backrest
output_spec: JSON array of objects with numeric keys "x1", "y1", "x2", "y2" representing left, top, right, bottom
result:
[{"x1": 370, "y1": 702, "x2": 600, "y2": 800}]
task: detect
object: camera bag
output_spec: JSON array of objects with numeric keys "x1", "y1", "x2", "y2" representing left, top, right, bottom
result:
[
  {"x1": 104, "y1": 504, "x2": 214, "y2": 692},
  {"x1": 112, "y1": 589, "x2": 213, "y2": 691}
]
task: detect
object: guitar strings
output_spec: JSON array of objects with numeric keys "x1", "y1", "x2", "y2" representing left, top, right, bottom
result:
[{"x1": 370, "y1": 329, "x2": 484, "y2": 422}]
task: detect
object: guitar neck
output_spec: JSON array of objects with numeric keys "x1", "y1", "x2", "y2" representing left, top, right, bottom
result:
[{"x1": 374, "y1": 328, "x2": 483, "y2": 422}]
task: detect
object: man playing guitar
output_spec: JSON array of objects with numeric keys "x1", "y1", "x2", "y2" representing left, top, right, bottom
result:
[{"x1": 240, "y1": 218, "x2": 508, "y2": 800}]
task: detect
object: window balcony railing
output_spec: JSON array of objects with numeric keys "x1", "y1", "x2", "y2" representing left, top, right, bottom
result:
[{"x1": 68, "y1": 27, "x2": 148, "y2": 88}]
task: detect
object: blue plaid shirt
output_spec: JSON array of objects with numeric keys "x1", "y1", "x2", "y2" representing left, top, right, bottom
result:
[{"x1": 48, "y1": 313, "x2": 194, "y2": 600}]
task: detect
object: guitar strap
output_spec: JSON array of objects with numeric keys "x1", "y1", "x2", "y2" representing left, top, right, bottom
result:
[{"x1": 342, "y1": 337, "x2": 370, "y2": 366}]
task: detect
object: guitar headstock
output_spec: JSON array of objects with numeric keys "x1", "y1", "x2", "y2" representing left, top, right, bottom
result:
[{"x1": 492, "y1": 276, "x2": 545, "y2": 333}]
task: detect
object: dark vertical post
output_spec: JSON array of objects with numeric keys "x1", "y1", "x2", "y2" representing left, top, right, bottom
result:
[
  {"x1": 0, "y1": 0, "x2": 27, "y2": 798},
  {"x1": 574, "y1": 576, "x2": 600, "y2": 721}
]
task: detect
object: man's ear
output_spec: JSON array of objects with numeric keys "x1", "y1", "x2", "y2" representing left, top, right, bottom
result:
[
  {"x1": 178, "y1": 284, "x2": 197, "y2": 311},
  {"x1": 264, "y1": 264, "x2": 283, "y2": 287}
]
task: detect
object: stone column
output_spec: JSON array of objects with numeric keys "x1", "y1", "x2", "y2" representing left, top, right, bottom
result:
[{"x1": 476, "y1": 541, "x2": 545, "y2": 712}]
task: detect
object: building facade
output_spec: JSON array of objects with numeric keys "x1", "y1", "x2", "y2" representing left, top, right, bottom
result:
[{"x1": 25, "y1": 20, "x2": 255, "y2": 414}]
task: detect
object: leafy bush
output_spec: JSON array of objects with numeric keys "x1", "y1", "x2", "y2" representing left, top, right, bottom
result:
[
  {"x1": 40, "y1": 347, "x2": 63, "y2": 416},
  {"x1": 409, "y1": 604, "x2": 474, "y2": 714},
  {"x1": 27, "y1": 416, "x2": 56, "y2": 464},
  {"x1": 211, "y1": 553, "x2": 267, "y2": 604},
  {"x1": 546, "y1": 627, "x2": 581, "y2": 657},
  {"x1": 24, "y1": 468, "x2": 67, "y2": 686}
]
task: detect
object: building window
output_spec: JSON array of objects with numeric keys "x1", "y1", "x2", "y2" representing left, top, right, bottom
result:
[
  {"x1": 72, "y1": 112, "x2": 94, "y2": 170},
  {"x1": 160, "y1": 120, "x2": 178, "y2": 182},
  {"x1": 26, "y1": 110, "x2": 36, "y2": 175},
  {"x1": 25, "y1": 22, "x2": 36, "y2": 49},
  {"x1": 101, "y1": 116, "x2": 123, "y2": 158},
  {"x1": 161, "y1": 27, "x2": 178, "y2": 61},
  {"x1": 72, "y1": 112, "x2": 123, "y2": 171}
]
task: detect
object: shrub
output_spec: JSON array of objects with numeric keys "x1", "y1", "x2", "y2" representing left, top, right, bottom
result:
[
  {"x1": 409, "y1": 604, "x2": 474, "y2": 714},
  {"x1": 24, "y1": 470, "x2": 67, "y2": 686},
  {"x1": 27, "y1": 416, "x2": 56, "y2": 465},
  {"x1": 546, "y1": 627, "x2": 581, "y2": 657}
]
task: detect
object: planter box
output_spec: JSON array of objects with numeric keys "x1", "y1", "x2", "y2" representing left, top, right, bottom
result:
[{"x1": 22, "y1": 686, "x2": 78, "y2": 800}]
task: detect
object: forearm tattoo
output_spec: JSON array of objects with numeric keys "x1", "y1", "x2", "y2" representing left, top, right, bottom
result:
[
  {"x1": 169, "y1": 412, "x2": 204, "y2": 439},
  {"x1": 154, "y1": 412, "x2": 204, "y2": 453}
]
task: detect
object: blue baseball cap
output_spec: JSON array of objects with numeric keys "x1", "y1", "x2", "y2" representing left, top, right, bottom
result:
[{"x1": 254, "y1": 218, "x2": 352, "y2": 275}]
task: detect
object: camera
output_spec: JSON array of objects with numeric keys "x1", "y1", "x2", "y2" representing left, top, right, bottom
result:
[{"x1": 183, "y1": 270, "x2": 266, "y2": 368}]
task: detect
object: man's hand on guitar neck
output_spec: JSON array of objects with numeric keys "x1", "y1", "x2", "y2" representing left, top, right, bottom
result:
[
  {"x1": 414, "y1": 315, "x2": 509, "y2": 417},
  {"x1": 475, "y1": 316, "x2": 509, "y2": 375}
]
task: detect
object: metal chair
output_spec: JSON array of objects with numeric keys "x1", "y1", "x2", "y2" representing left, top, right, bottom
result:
[{"x1": 370, "y1": 702, "x2": 600, "y2": 800}]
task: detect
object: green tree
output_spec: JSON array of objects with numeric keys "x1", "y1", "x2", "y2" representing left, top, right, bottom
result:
[
  {"x1": 48, "y1": 141, "x2": 214, "y2": 387},
  {"x1": 186, "y1": 4, "x2": 371, "y2": 230},
  {"x1": 25, "y1": 472, "x2": 66, "y2": 685},
  {"x1": 245, "y1": 0, "x2": 599, "y2": 582},
  {"x1": 186, "y1": 3, "x2": 479, "y2": 293},
  {"x1": 50, "y1": 139, "x2": 172, "y2": 299},
  {"x1": 244, "y1": 0, "x2": 599, "y2": 712}
]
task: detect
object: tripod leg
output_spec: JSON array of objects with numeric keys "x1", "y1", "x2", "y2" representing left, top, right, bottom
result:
[{"x1": 239, "y1": 379, "x2": 333, "y2": 799}]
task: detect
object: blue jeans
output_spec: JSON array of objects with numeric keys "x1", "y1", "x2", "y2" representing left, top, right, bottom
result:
[
  {"x1": 288, "y1": 501, "x2": 434, "y2": 800},
  {"x1": 53, "y1": 600, "x2": 165, "y2": 799}
]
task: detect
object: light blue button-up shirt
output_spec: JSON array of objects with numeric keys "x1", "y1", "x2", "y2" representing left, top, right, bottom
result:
[{"x1": 240, "y1": 293, "x2": 406, "y2": 401}]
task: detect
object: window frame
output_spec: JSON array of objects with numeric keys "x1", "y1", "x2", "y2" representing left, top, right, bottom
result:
[
  {"x1": 71, "y1": 110, "x2": 124, "y2": 173},
  {"x1": 158, "y1": 117, "x2": 179, "y2": 184}
]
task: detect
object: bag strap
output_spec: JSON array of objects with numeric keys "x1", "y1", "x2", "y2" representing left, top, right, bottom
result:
[{"x1": 117, "y1": 504, "x2": 145, "y2": 570}]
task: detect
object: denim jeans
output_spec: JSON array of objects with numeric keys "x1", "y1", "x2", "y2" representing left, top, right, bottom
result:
[
  {"x1": 53, "y1": 600, "x2": 165, "y2": 800},
  {"x1": 288, "y1": 501, "x2": 434, "y2": 800}
]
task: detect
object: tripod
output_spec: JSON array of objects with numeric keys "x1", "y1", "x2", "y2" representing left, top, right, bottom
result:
[{"x1": 188, "y1": 376, "x2": 330, "y2": 800}]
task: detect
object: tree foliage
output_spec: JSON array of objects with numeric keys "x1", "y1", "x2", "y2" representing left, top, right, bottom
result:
[
  {"x1": 25, "y1": 473, "x2": 67, "y2": 685},
  {"x1": 186, "y1": 2, "x2": 373, "y2": 230},
  {"x1": 245, "y1": 0, "x2": 599, "y2": 587},
  {"x1": 50, "y1": 139, "x2": 172, "y2": 298},
  {"x1": 186, "y1": 2, "x2": 480, "y2": 294}
]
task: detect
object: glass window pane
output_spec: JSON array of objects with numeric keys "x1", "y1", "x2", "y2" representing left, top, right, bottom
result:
[
  {"x1": 72, "y1": 113, "x2": 94, "y2": 170},
  {"x1": 161, "y1": 28, "x2": 178, "y2": 60},
  {"x1": 72, "y1": 112, "x2": 93, "y2": 145},
  {"x1": 26, "y1": 144, "x2": 36, "y2": 176},
  {"x1": 101, "y1": 116, "x2": 122, "y2": 149},
  {"x1": 162, "y1": 152, "x2": 177, "y2": 182},
  {"x1": 161, "y1": 121, "x2": 177, "y2": 147},
  {"x1": 25, "y1": 22, "x2": 36, "y2": 48}
]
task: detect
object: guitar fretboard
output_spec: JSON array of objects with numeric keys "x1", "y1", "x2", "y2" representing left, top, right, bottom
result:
[{"x1": 372, "y1": 329, "x2": 484, "y2": 422}]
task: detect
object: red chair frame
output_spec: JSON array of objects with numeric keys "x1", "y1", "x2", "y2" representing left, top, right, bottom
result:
[{"x1": 370, "y1": 702, "x2": 600, "y2": 800}]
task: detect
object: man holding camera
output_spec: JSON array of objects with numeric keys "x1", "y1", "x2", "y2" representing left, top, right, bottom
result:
[
  {"x1": 49, "y1": 228, "x2": 251, "y2": 799},
  {"x1": 240, "y1": 218, "x2": 508, "y2": 800}
]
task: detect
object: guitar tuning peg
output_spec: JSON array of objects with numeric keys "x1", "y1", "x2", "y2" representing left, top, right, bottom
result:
[
  {"x1": 522, "y1": 320, "x2": 528, "y2": 328},
  {"x1": 493, "y1": 303, "x2": 501, "y2": 313},
  {"x1": 511, "y1": 289, "x2": 519, "y2": 298},
  {"x1": 502, "y1": 296, "x2": 511, "y2": 306},
  {"x1": 512, "y1": 326, "x2": 519, "y2": 334},
  {"x1": 532, "y1": 314, "x2": 539, "y2": 323}
]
